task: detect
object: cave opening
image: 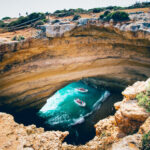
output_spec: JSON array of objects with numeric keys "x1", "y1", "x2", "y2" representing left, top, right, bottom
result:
[{"x1": 0, "y1": 78, "x2": 123, "y2": 145}]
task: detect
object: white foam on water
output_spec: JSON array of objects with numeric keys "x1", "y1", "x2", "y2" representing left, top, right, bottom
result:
[
  {"x1": 70, "y1": 90, "x2": 110, "y2": 126},
  {"x1": 93, "y1": 91, "x2": 110, "y2": 110},
  {"x1": 70, "y1": 117, "x2": 85, "y2": 126}
]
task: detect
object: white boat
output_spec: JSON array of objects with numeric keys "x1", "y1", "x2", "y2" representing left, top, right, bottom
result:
[
  {"x1": 74, "y1": 98, "x2": 86, "y2": 107},
  {"x1": 75, "y1": 88, "x2": 88, "y2": 93}
]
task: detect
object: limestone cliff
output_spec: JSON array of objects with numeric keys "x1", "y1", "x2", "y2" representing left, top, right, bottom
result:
[
  {"x1": 62, "y1": 78, "x2": 150, "y2": 150},
  {"x1": 0, "y1": 112, "x2": 68, "y2": 150},
  {"x1": 0, "y1": 78, "x2": 150, "y2": 150},
  {"x1": 0, "y1": 25, "x2": 150, "y2": 112}
]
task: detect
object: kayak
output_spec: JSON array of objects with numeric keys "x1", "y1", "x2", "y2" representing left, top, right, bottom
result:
[
  {"x1": 74, "y1": 98, "x2": 86, "y2": 107},
  {"x1": 76, "y1": 88, "x2": 88, "y2": 93}
]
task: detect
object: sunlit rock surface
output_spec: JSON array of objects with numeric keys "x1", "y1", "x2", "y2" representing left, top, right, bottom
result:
[
  {"x1": 41, "y1": 24, "x2": 76, "y2": 37},
  {"x1": 62, "y1": 78, "x2": 150, "y2": 150},
  {"x1": 0, "y1": 25, "x2": 150, "y2": 112},
  {"x1": 0, "y1": 112, "x2": 68, "y2": 150},
  {"x1": 0, "y1": 78, "x2": 150, "y2": 149},
  {"x1": 115, "y1": 100, "x2": 150, "y2": 134}
]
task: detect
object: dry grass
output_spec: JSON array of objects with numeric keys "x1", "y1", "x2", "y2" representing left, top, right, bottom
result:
[{"x1": 0, "y1": 27, "x2": 39, "y2": 41}]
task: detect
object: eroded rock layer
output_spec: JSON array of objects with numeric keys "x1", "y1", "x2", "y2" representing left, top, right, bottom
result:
[
  {"x1": 0, "y1": 76, "x2": 150, "y2": 150},
  {"x1": 0, "y1": 26, "x2": 150, "y2": 112},
  {"x1": 0, "y1": 112, "x2": 68, "y2": 150}
]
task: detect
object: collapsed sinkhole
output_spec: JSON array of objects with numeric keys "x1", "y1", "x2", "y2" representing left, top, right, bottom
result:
[{"x1": 0, "y1": 79, "x2": 123, "y2": 145}]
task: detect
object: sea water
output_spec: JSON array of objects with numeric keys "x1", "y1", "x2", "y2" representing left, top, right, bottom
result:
[
  {"x1": 38, "y1": 80, "x2": 110, "y2": 128},
  {"x1": 37, "y1": 80, "x2": 110, "y2": 144}
]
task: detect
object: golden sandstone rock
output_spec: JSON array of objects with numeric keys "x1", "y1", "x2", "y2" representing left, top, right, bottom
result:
[
  {"x1": 115, "y1": 100, "x2": 150, "y2": 134},
  {"x1": 1, "y1": 26, "x2": 150, "y2": 112},
  {"x1": 0, "y1": 25, "x2": 150, "y2": 149},
  {"x1": 0, "y1": 79, "x2": 150, "y2": 150},
  {"x1": 0, "y1": 113, "x2": 68, "y2": 150}
]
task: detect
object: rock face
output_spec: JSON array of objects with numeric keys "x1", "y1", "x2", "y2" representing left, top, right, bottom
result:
[
  {"x1": 0, "y1": 78, "x2": 150, "y2": 150},
  {"x1": 62, "y1": 78, "x2": 150, "y2": 150},
  {"x1": 115, "y1": 100, "x2": 150, "y2": 134},
  {"x1": 111, "y1": 134, "x2": 142, "y2": 150},
  {"x1": 0, "y1": 25, "x2": 150, "y2": 112},
  {"x1": 41, "y1": 24, "x2": 76, "y2": 37},
  {"x1": 139, "y1": 116, "x2": 150, "y2": 134},
  {"x1": 0, "y1": 112, "x2": 68, "y2": 150}
]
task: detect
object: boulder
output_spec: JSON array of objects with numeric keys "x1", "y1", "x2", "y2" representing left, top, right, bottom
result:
[
  {"x1": 111, "y1": 134, "x2": 142, "y2": 150},
  {"x1": 122, "y1": 81, "x2": 146, "y2": 100},
  {"x1": 139, "y1": 117, "x2": 150, "y2": 134},
  {"x1": 40, "y1": 24, "x2": 76, "y2": 38},
  {"x1": 78, "y1": 18, "x2": 89, "y2": 26},
  {"x1": 0, "y1": 113, "x2": 68, "y2": 150},
  {"x1": 115, "y1": 100, "x2": 150, "y2": 134}
]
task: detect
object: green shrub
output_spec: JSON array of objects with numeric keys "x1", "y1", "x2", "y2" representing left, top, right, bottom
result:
[
  {"x1": 34, "y1": 20, "x2": 44, "y2": 27},
  {"x1": 42, "y1": 19, "x2": 48, "y2": 23},
  {"x1": 0, "y1": 20, "x2": 6, "y2": 27},
  {"x1": 12, "y1": 35, "x2": 25, "y2": 41},
  {"x1": 52, "y1": 19, "x2": 60, "y2": 24},
  {"x1": 128, "y1": 2, "x2": 150, "y2": 9},
  {"x1": 104, "y1": 11, "x2": 129, "y2": 22},
  {"x1": 104, "y1": 10, "x2": 111, "y2": 16},
  {"x1": 99, "y1": 10, "x2": 111, "y2": 19},
  {"x1": 2, "y1": 17, "x2": 11, "y2": 20},
  {"x1": 142, "y1": 131, "x2": 150, "y2": 150},
  {"x1": 7, "y1": 12, "x2": 45, "y2": 28},
  {"x1": 56, "y1": 11, "x2": 74, "y2": 17},
  {"x1": 74, "y1": 8, "x2": 87, "y2": 14},
  {"x1": 92, "y1": 8, "x2": 103, "y2": 13},
  {"x1": 28, "y1": 12, "x2": 45, "y2": 20},
  {"x1": 99, "y1": 14, "x2": 104, "y2": 19},
  {"x1": 53, "y1": 8, "x2": 88, "y2": 17},
  {"x1": 72, "y1": 15, "x2": 81, "y2": 21},
  {"x1": 136, "y1": 81, "x2": 150, "y2": 113}
]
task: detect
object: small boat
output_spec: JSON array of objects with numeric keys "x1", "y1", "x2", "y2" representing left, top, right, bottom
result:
[
  {"x1": 75, "y1": 88, "x2": 88, "y2": 93},
  {"x1": 74, "y1": 98, "x2": 86, "y2": 107}
]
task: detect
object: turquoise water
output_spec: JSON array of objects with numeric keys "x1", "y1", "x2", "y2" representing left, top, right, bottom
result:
[{"x1": 38, "y1": 81, "x2": 110, "y2": 128}]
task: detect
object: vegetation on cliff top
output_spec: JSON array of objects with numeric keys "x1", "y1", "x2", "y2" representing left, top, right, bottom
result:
[
  {"x1": 0, "y1": 12, "x2": 46, "y2": 30},
  {"x1": 12, "y1": 35, "x2": 25, "y2": 41},
  {"x1": 99, "y1": 11, "x2": 130, "y2": 22},
  {"x1": 2, "y1": 16, "x2": 11, "y2": 20},
  {"x1": 136, "y1": 82, "x2": 150, "y2": 112},
  {"x1": 51, "y1": 1, "x2": 150, "y2": 17},
  {"x1": 142, "y1": 131, "x2": 150, "y2": 150},
  {"x1": 72, "y1": 14, "x2": 81, "y2": 21},
  {"x1": 0, "y1": 1, "x2": 149, "y2": 30}
]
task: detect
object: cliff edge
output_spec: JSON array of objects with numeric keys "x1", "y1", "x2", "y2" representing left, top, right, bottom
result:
[{"x1": 0, "y1": 78, "x2": 150, "y2": 150}]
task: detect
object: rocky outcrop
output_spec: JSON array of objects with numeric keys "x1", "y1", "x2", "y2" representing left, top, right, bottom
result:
[
  {"x1": 111, "y1": 134, "x2": 142, "y2": 150},
  {"x1": 41, "y1": 24, "x2": 76, "y2": 37},
  {"x1": 62, "y1": 78, "x2": 150, "y2": 150},
  {"x1": 41, "y1": 12, "x2": 150, "y2": 38},
  {"x1": 0, "y1": 25, "x2": 150, "y2": 112},
  {"x1": 111, "y1": 117, "x2": 150, "y2": 150},
  {"x1": 0, "y1": 78, "x2": 150, "y2": 149},
  {"x1": 0, "y1": 112, "x2": 68, "y2": 150},
  {"x1": 139, "y1": 117, "x2": 150, "y2": 134},
  {"x1": 115, "y1": 100, "x2": 150, "y2": 134}
]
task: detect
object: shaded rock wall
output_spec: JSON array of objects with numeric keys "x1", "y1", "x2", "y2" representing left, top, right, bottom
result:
[{"x1": 0, "y1": 26, "x2": 150, "y2": 112}]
